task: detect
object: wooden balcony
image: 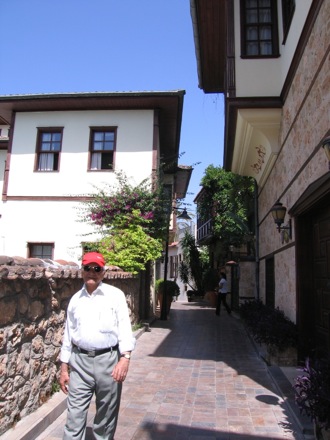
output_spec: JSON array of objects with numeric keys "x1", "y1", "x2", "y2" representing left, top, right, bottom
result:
[{"x1": 196, "y1": 218, "x2": 214, "y2": 244}]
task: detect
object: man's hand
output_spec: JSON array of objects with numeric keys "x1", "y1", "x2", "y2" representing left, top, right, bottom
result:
[
  {"x1": 111, "y1": 357, "x2": 130, "y2": 383},
  {"x1": 59, "y1": 363, "x2": 70, "y2": 394}
]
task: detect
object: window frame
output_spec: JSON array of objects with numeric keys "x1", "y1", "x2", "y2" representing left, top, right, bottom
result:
[
  {"x1": 240, "y1": 0, "x2": 280, "y2": 59},
  {"x1": 27, "y1": 242, "x2": 54, "y2": 259},
  {"x1": 35, "y1": 127, "x2": 63, "y2": 172},
  {"x1": 88, "y1": 127, "x2": 117, "y2": 171}
]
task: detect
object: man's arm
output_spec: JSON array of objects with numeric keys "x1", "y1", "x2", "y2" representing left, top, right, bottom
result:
[
  {"x1": 59, "y1": 362, "x2": 70, "y2": 394},
  {"x1": 59, "y1": 302, "x2": 74, "y2": 394}
]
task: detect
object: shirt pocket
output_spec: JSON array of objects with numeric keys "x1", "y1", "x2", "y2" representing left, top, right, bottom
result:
[{"x1": 99, "y1": 308, "x2": 117, "y2": 333}]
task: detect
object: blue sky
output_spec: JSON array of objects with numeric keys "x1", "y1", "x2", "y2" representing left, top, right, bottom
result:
[{"x1": 0, "y1": 0, "x2": 224, "y2": 209}]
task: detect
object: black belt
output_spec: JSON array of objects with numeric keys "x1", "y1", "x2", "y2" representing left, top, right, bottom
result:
[{"x1": 74, "y1": 344, "x2": 119, "y2": 358}]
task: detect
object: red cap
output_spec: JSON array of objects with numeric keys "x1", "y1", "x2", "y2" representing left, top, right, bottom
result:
[{"x1": 82, "y1": 252, "x2": 105, "y2": 267}]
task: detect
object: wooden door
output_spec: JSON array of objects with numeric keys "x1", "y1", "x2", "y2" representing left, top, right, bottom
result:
[{"x1": 312, "y1": 205, "x2": 330, "y2": 358}]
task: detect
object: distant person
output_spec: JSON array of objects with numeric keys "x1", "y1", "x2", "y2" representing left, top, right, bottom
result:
[
  {"x1": 216, "y1": 272, "x2": 231, "y2": 316},
  {"x1": 59, "y1": 252, "x2": 136, "y2": 440}
]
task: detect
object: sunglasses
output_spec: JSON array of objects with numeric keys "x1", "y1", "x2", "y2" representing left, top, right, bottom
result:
[{"x1": 82, "y1": 265, "x2": 103, "y2": 273}]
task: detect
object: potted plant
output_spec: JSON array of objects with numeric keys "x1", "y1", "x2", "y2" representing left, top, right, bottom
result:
[
  {"x1": 293, "y1": 358, "x2": 330, "y2": 439},
  {"x1": 155, "y1": 279, "x2": 180, "y2": 315},
  {"x1": 186, "y1": 290, "x2": 195, "y2": 302}
]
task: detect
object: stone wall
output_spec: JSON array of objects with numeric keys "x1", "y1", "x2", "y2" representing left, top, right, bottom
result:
[
  {"x1": 258, "y1": 0, "x2": 330, "y2": 320},
  {"x1": 237, "y1": 261, "x2": 255, "y2": 299},
  {"x1": 0, "y1": 256, "x2": 140, "y2": 436}
]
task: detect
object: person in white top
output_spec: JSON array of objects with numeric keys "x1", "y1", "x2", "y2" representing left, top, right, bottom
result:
[
  {"x1": 216, "y1": 272, "x2": 231, "y2": 316},
  {"x1": 59, "y1": 252, "x2": 135, "y2": 440}
]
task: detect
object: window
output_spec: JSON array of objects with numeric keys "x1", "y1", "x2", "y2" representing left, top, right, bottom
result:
[
  {"x1": 35, "y1": 129, "x2": 63, "y2": 171},
  {"x1": 240, "y1": 0, "x2": 279, "y2": 58},
  {"x1": 170, "y1": 255, "x2": 178, "y2": 279},
  {"x1": 28, "y1": 243, "x2": 54, "y2": 259},
  {"x1": 281, "y1": 0, "x2": 295, "y2": 43},
  {"x1": 89, "y1": 128, "x2": 116, "y2": 170}
]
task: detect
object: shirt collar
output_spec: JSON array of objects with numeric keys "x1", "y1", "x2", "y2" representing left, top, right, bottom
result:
[{"x1": 81, "y1": 281, "x2": 105, "y2": 297}]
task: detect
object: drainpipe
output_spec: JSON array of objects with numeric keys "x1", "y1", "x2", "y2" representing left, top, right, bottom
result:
[{"x1": 254, "y1": 178, "x2": 260, "y2": 300}]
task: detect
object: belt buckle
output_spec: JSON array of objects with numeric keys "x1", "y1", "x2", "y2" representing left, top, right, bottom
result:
[{"x1": 87, "y1": 350, "x2": 96, "y2": 357}]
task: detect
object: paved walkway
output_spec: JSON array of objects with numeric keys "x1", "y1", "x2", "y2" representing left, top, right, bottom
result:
[{"x1": 3, "y1": 301, "x2": 311, "y2": 440}]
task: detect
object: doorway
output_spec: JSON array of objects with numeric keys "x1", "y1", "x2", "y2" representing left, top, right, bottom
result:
[{"x1": 297, "y1": 200, "x2": 330, "y2": 359}]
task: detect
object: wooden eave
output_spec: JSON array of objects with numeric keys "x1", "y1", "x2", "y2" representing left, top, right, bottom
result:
[
  {"x1": 190, "y1": 0, "x2": 227, "y2": 93},
  {"x1": 174, "y1": 165, "x2": 193, "y2": 199},
  {"x1": 0, "y1": 139, "x2": 8, "y2": 150},
  {"x1": 0, "y1": 90, "x2": 185, "y2": 165}
]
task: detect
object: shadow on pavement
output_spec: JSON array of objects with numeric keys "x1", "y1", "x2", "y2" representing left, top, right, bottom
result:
[
  {"x1": 141, "y1": 303, "x2": 303, "y2": 439},
  {"x1": 129, "y1": 421, "x2": 301, "y2": 439}
]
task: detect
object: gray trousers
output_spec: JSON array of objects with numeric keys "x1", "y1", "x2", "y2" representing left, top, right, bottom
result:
[{"x1": 63, "y1": 347, "x2": 122, "y2": 440}]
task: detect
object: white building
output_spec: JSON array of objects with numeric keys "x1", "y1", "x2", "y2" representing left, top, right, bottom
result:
[{"x1": 0, "y1": 91, "x2": 191, "y2": 264}]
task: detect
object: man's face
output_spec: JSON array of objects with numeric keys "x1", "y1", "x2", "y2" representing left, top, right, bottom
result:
[{"x1": 82, "y1": 263, "x2": 105, "y2": 292}]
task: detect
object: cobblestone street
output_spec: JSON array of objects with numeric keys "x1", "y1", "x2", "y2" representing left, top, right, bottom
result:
[{"x1": 3, "y1": 301, "x2": 309, "y2": 440}]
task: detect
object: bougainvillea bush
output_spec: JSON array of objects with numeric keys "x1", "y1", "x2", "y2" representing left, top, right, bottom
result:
[
  {"x1": 79, "y1": 172, "x2": 171, "y2": 273},
  {"x1": 86, "y1": 172, "x2": 170, "y2": 238}
]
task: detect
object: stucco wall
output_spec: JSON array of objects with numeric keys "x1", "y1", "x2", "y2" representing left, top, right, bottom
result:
[
  {"x1": 238, "y1": 261, "x2": 256, "y2": 299},
  {"x1": 1, "y1": 200, "x2": 100, "y2": 261},
  {"x1": 9, "y1": 109, "x2": 154, "y2": 196}
]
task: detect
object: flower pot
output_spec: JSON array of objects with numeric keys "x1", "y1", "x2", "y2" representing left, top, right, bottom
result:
[
  {"x1": 187, "y1": 290, "x2": 195, "y2": 302},
  {"x1": 204, "y1": 291, "x2": 217, "y2": 307},
  {"x1": 157, "y1": 292, "x2": 171, "y2": 315}
]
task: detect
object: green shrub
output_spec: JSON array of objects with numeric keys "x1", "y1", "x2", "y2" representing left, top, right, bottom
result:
[
  {"x1": 155, "y1": 279, "x2": 180, "y2": 297},
  {"x1": 240, "y1": 300, "x2": 298, "y2": 352},
  {"x1": 51, "y1": 380, "x2": 60, "y2": 395},
  {"x1": 294, "y1": 357, "x2": 330, "y2": 430}
]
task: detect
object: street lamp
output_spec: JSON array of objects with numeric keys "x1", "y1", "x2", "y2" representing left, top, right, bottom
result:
[{"x1": 160, "y1": 207, "x2": 191, "y2": 320}]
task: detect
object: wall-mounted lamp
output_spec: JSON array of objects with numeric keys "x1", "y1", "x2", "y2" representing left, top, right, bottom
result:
[
  {"x1": 270, "y1": 201, "x2": 292, "y2": 244},
  {"x1": 322, "y1": 136, "x2": 330, "y2": 171}
]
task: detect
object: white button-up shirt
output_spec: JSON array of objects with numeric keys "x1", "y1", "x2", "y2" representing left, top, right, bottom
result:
[{"x1": 60, "y1": 282, "x2": 136, "y2": 363}]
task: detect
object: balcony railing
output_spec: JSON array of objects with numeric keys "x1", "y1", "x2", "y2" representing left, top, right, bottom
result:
[{"x1": 196, "y1": 218, "x2": 213, "y2": 243}]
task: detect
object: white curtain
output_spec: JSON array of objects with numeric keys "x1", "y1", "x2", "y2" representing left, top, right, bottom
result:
[
  {"x1": 260, "y1": 41, "x2": 272, "y2": 55},
  {"x1": 260, "y1": 9, "x2": 271, "y2": 22},
  {"x1": 38, "y1": 153, "x2": 54, "y2": 171},
  {"x1": 91, "y1": 153, "x2": 101, "y2": 170}
]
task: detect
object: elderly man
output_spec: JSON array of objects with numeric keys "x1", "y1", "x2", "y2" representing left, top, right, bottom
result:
[{"x1": 59, "y1": 252, "x2": 135, "y2": 440}]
